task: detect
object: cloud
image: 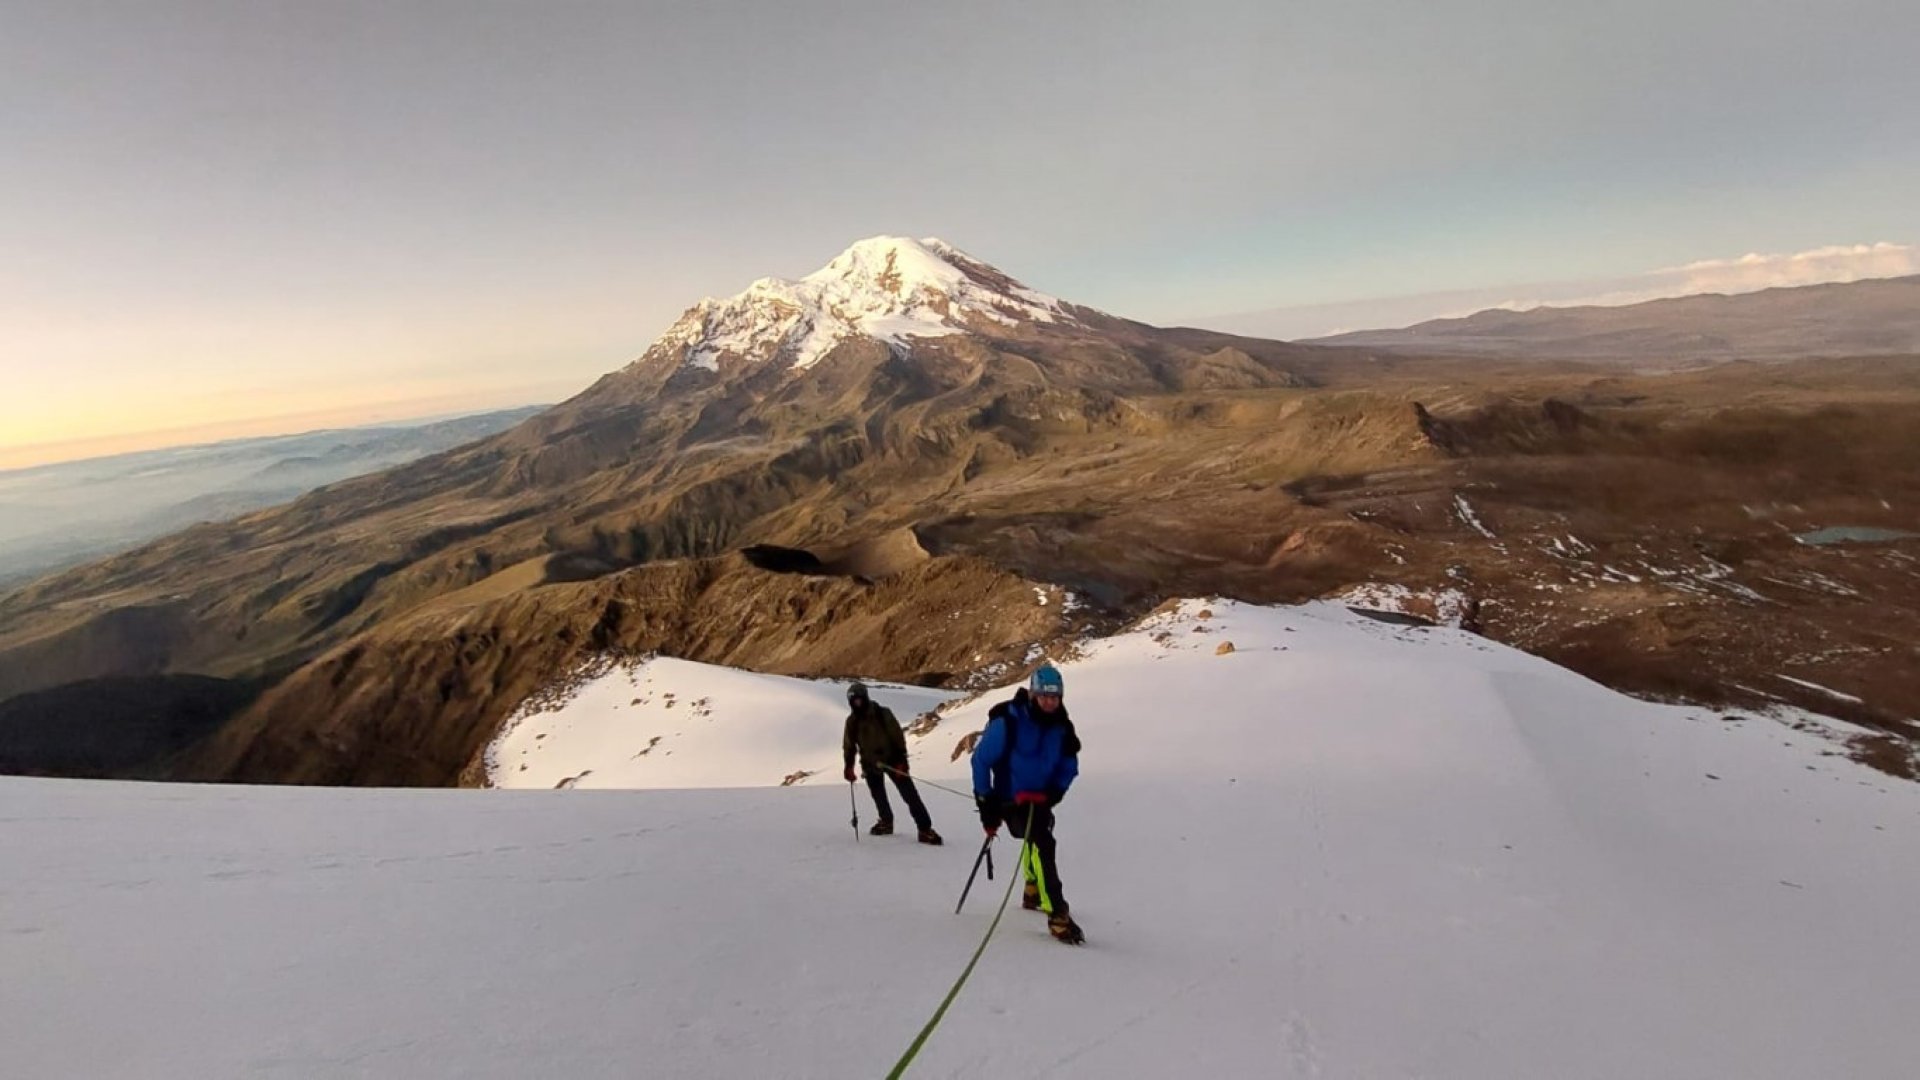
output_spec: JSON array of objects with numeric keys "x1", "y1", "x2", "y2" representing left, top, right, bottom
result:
[
  {"x1": 1661, "y1": 242, "x2": 1918, "y2": 293},
  {"x1": 1185, "y1": 240, "x2": 1918, "y2": 340},
  {"x1": 1483, "y1": 242, "x2": 1917, "y2": 314}
]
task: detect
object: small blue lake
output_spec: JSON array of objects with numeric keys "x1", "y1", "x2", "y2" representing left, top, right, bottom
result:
[{"x1": 1795, "y1": 526, "x2": 1919, "y2": 546}]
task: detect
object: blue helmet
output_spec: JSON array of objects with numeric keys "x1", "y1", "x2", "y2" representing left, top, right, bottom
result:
[{"x1": 1028, "y1": 663, "x2": 1064, "y2": 697}]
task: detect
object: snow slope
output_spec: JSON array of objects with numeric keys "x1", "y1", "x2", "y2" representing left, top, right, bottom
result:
[
  {"x1": 487, "y1": 656, "x2": 962, "y2": 790},
  {"x1": 7, "y1": 601, "x2": 1918, "y2": 1078}
]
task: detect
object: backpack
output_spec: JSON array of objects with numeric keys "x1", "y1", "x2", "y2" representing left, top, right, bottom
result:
[{"x1": 986, "y1": 692, "x2": 1081, "y2": 777}]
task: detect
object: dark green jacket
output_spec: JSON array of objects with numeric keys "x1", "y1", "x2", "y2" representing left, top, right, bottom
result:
[{"x1": 843, "y1": 703, "x2": 907, "y2": 770}]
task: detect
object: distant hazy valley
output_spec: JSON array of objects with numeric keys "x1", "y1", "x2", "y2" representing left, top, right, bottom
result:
[{"x1": 0, "y1": 406, "x2": 545, "y2": 587}]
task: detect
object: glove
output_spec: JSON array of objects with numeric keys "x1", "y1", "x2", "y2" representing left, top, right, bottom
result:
[
  {"x1": 1014, "y1": 791, "x2": 1048, "y2": 806},
  {"x1": 976, "y1": 797, "x2": 1001, "y2": 833},
  {"x1": 1045, "y1": 787, "x2": 1065, "y2": 807},
  {"x1": 843, "y1": 765, "x2": 856, "y2": 783}
]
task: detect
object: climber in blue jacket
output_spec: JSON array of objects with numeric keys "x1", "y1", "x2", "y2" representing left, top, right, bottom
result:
[{"x1": 972, "y1": 663, "x2": 1084, "y2": 944}]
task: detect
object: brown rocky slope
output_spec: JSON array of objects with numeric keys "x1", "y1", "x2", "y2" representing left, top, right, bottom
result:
[{"x1": 190, "y1": 550, "x2": 1104, "y2": 787}]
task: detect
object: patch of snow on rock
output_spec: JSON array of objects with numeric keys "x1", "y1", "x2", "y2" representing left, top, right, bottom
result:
[
  {"x1": 1454, "y1": 494, "x2": 1496, "y2": 539},
  {"x1": 1334, "y1": 583, "x2": 1474, "y2": 627}
]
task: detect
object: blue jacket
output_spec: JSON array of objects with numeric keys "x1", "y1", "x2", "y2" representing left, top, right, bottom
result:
[{"x1": 972, "y1": 689, "x2": 1080, "y2": 804}]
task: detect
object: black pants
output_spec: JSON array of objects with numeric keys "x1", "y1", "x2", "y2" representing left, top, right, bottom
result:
[
  {"x1": 1003, "y1": 802, "x2": 1067, "y2": 916},
  {"x1": 866, "y1": 767, "x2": 932, "y2": 830}
]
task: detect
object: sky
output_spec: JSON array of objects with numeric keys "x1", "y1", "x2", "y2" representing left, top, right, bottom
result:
[{"x1": 4, "y1": 1, "x2": 1919, "y2": 468}]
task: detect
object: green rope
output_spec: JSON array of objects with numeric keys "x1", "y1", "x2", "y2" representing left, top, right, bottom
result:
[{"x1": 884, "y1": 805, "x2": 1034, "y2": 1079}]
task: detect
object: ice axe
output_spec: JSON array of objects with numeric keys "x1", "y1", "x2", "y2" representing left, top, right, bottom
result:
[
  {"x1": 954, "y1": 834, "x2": 995, "y2": 914},
  {"x1": 850, "y1": 778, "x2": 859, "y2": 843}
]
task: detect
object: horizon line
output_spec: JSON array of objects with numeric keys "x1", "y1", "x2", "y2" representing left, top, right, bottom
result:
[{"x1": 0, "y1": 389, "x2": 564, "y2": 473}]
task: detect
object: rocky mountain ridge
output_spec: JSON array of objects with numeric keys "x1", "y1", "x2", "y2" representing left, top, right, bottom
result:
[{"x1": 1312, "y1": 274, "x2": 1920, "y2": 363}]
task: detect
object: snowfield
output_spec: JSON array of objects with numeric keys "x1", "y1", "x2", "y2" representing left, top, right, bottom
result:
[
  {"x1": 487, "y1": 657, "x2": 963, "y2": 790},
  {"x1": 6, "y1": 600, "x2": 1918, "y2": 1078}
]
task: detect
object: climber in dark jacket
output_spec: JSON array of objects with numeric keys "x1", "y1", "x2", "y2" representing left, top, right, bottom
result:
[
  {"x1": 972, "y1": 663, "x2": 1084, "y2": 944},
  {"x1": 843, "y1": 682, "x2": 941, "y2": 844}
]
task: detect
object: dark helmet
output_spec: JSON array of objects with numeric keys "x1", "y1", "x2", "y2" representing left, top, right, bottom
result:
[{"x1": 846, "y1": 681, "x2": 870, "y2": 707}]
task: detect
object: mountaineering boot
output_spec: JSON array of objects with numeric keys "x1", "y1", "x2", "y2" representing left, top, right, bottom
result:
[
  {"x1": 1022, "y1": 881, "x2": 1042, "y2": 911},
  {"x1": 869, "y1": 819, "x2": 894, "y2": 836},
  {"x1": 1048, "y1": 912, "x2": 1085, "y2": 945},
  {"x1": 917, "y1": 827, "x2": 944, "y2": 846}
]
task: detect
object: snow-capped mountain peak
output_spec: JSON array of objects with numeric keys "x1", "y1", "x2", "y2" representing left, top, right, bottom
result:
[{"x1": 656, "y1": 236, "x2": 1080, "y2": 373}]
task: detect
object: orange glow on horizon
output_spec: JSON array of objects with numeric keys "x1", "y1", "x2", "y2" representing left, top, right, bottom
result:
[{"x1": 0, "y1": 385, "x2": 570, "y2": 471}]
